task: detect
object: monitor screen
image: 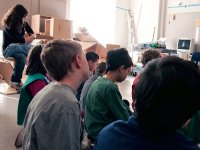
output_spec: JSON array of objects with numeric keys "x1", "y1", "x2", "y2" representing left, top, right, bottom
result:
[{"x1": 178, "y1": 39, "x2": 191, "y2": 50}]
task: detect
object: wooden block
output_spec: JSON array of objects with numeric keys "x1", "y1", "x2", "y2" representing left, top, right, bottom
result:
[
  {"x1": 31, "y1": 15, "x2": 40, "y2": 34},
  {"x1": 31, "y1": 14, "x2": 51, "y2": 34},
  {"x1": 0, "y1": 58, "x2": 26, "y2": 83},
  {"x1": 35, "y1": 34, "x2": 53, "y2": 40},
  {"x1": 0, "y1": 59, "x2": 14, "y2": 85},
  {"x1": 45, "y1": 19, "x2": 51, "y2": 35},
  {"x1": 0, "y1": 81, "x2": 18, "y2": 95},
  {"x1": 106, "y1": 44, "x2": 120, "y2": 51},
  {"x1": 40, "y1": 32, "x2": 46, "y2": 35},
  {"x1": 0, "y1": 57, "x2": 27, "y2": 94},
  {"x1": 50, "y1": 18, "x2": 73, "y2": 40}
]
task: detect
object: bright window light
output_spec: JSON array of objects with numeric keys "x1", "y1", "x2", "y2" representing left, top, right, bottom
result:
[{"x1": 70, "y1": 0, "x2": 116, "y2": 44}]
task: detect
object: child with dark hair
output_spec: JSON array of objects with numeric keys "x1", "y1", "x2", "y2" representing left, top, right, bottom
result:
[
  {"x1": 179, "y1": 62, "x2": 200, "y2": 145},
  {"x1": 94, "y1": 56, "x2": 200, "y2": 150},
  {"x1": 132, "y1": 49, "x2": 161, "y2": 109},
  {"x1": 86, "y1": 51, "x2": 100, "y2": 75},
  {"x1": 17, "y1": 45, "x2": 49, "y2": 126},
  {"x1": 76, "y1": 51, "x2": 99, "y2": 101},
  {"x1": 1, "y1": 4, "x2": 35, "y2": 91},
  {"x1": 80, "y1": 62, "x2": 106, "y2": 118},
  {"x1": 15, "y1": 45, "x2": 49, "y2": 148},
  {"x1": 140, "y1": 49, "x2": 161, "y2": 66},
  {"x1": 84, "y1": 48, "x2": 133, "y2": 141}
]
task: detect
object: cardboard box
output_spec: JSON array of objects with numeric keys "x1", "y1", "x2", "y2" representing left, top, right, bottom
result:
[
  {"x1": 50, "y1": 18, "x2": 73, "y2": 40},
  {"x1": 106, "y1": 44, "x2": 120, "y2": 51},
  {"x1": 76, "y1": 41, "x2": 97, "y2": 53},
  {"x1": 74, "y1": 33, "x2": 97, "y2": 42},
  {"x1": 96, "y1": 43, "x2": 107, "y2": 58},
  {"x1": 31, "y1": 15, "x2": 51, "y2": 34},
  {"x1": 75, "y1": 41, "x2": 106, "y2": 59}
]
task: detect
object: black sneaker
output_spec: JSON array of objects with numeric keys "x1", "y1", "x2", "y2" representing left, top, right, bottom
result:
[
  {"x1": 15, "y1": 129, "x2": 24, "y2": 148},
  {"x1": 10, "y1": 82, "x2": 22, "y2": 92}
]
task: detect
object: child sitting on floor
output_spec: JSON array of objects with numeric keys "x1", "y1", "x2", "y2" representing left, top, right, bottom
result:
[{"x1": 15, "y1": 45, "x2": 50, "y2": 147}]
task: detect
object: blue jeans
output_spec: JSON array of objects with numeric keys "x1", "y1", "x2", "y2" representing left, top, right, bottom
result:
[{"x1": 3, "y1": 43, "x2": 32, "y2": 83}]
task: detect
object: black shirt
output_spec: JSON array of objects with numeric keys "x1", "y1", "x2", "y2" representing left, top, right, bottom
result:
[{"x1": 2, "y1": 22, "x2": 34, "y2": 51}]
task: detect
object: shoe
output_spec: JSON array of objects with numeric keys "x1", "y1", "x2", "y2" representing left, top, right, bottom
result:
[
  {"x1": 15, "y1": 129, "x2": 24, "y2": 148},
  {"x1": 10, "y1": 82, "x2": 22, "y2": 92}
]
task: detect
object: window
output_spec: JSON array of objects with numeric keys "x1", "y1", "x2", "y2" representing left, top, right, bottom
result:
[{"x1": 70, "y1": 0, "x2": 116, "y2": 44}]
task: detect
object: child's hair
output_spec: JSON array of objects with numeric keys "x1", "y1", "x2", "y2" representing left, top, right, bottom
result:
[
  {"x1": 96, "y1": 62, "x2": 106, "y2": 75},
  {"x1": 141, "y1": 49, "x2": 161, "y2": 66},
  {"x1": 41, "y1": 40, "x2": 82, "y2": 81},
  {"x1": 106, "y1": 48, "x2": 133, "y2": 72},
  {"x1": 26, "y1": 45, "x2": 46, "y2": 75},
  {"x1": 134, "y1": 56, "x2": 200, "y2": 133},
  {"x1": 86, "y1": 51, "x2": 99, "y2": 62},
  {"x1": 2, "y1": 4, "x2": 28, "y2": 31},
  {"x1": 123, "y1": 99, "x2": 130, "y2": 107}
]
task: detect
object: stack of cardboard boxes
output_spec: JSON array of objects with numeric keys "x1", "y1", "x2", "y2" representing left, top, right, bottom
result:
[
  {"x1": 31, "y1": 14, "x2": 120, "y2": 59},
  {"x1": 31, "y1": 14, "x2": 73, "y2": 40},
  {"x1": 74, "y1": 32, "x2": 120, "y2": 59}
]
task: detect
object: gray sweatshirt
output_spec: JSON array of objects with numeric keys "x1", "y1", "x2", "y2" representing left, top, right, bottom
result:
[{"x1": 23, "y1": 82, "x2": 81, "y2": 150}]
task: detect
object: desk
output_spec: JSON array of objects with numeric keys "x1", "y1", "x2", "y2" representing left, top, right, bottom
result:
[{"x1": 161, "y1": 49, "x2": 177, "y2": 56}]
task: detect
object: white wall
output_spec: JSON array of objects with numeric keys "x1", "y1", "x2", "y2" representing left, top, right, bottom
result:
[
  {"x1": 130, "y1": 0, "x2": 160, "y2": 43},
  {"x1": 65, "y1": 0, "x2": 71, "y2": 19},
  {"x1": 39, "y1": 0, "x2": 67, "y2": 19},
  {"x1": 165, "y1": 0, "x2": 200, "y2": 51},
  {"x1": 115, "y1": 0, "x2": 131, "y2": 48}
]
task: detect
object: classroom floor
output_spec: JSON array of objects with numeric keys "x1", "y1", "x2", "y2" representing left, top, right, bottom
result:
[{"x1": 0, "y1": 75, "x2": 134, "y2": 150}]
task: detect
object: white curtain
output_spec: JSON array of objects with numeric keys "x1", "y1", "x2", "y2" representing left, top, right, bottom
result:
[{"x1": 70, "y1": 0, "x2": 116, "y2": 44}]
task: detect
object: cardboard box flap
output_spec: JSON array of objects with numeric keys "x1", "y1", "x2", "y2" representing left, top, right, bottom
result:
[{"x1": 74, "y1": 33, "x2": 97, "y2": 42}]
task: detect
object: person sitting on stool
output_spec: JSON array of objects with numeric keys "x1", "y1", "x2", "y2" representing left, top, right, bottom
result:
[{"x1": 1, "y1": 4, "x2": 35, "y2": 91}]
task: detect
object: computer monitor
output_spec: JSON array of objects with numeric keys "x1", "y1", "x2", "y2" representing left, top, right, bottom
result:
[
  {"x1": 177, "y1": 38, "x2": 194, "y2": 53},
  {"x1": 177, "y1": 38, "x2": 194, "y2": 60}
]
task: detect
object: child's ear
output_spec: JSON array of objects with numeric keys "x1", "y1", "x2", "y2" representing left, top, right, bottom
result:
[
  {"x1": 74, "y1": 53, "x2": 82, "y2": 68},
  {"x1": 88, "y1": 60, "x2": 92, "y2": 65},
  {"x1": 118, "y1": 65, "x2": 125, "y2": 72}
]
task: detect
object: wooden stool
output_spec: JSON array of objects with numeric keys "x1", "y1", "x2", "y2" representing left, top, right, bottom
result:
[{"x1": 0, "y1": 57, "x2": 18, "y2": 94}]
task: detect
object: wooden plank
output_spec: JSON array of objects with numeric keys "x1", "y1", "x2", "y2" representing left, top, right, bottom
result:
[{"x1": 35, "y1": 34, "x2": 53, "y2": 40}]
